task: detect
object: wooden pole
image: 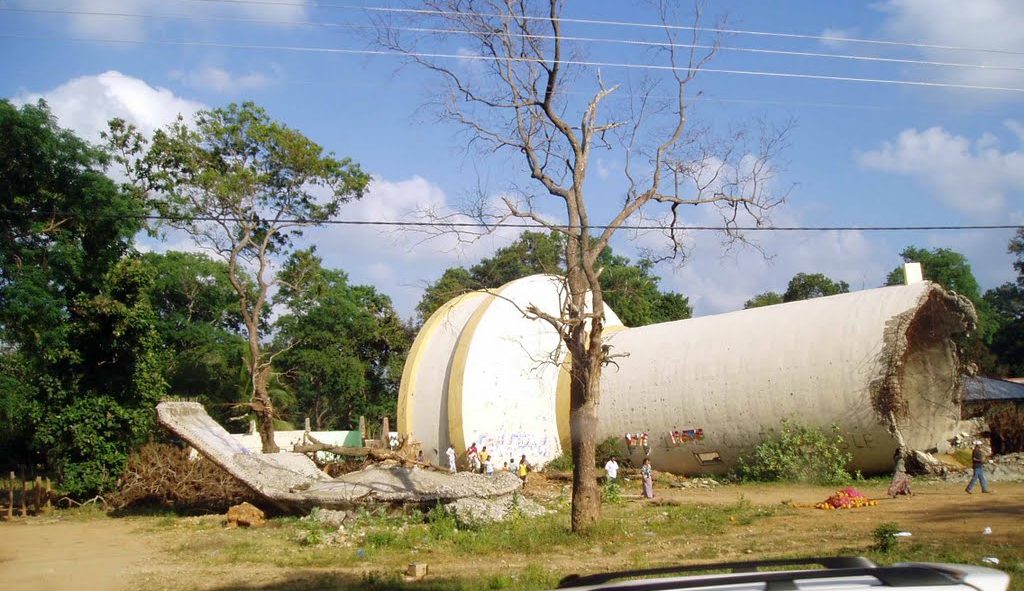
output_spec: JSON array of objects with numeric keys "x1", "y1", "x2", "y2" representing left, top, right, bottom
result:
[
  {"x1": 6, "y1": 471, "x2": 13, "y2": 520},
  {"x1": 44, "y1": 478, "x2": 52, "y2": 512},
  {"x1": 20, "y1": 467, "x2": 27, "y2": 517},
  {"x1": 34, "y1": 477, "x2": 42, "y2": 514}
]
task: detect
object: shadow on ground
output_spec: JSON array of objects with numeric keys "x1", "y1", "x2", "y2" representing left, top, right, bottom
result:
[{"x1": 208, "y1": 572, "x2": 467, "y2": 591}]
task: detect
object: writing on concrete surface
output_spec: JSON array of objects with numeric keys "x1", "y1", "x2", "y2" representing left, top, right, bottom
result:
[{"x1": 477, "y1": 431, "x2": 560, "y2": 465}]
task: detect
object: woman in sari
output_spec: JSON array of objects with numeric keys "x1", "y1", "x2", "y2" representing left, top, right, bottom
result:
[
  {"x1": 641, "y1": 457, "x2": 654, "y2": 499},
  {"x1": 888, "y1": 449, "x2": 913, "y2": 498}
]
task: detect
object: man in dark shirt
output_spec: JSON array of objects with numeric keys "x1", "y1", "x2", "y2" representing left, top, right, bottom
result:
[{"x1": 965, "y1": 441, "x2": 992, "y2": 494}]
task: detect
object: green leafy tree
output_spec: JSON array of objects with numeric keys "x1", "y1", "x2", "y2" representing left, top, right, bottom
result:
[
  {"x1": 885, "y1": 246, "x2": 994, "y2": 337},
  {"x1": 33, "y1": 257, "x2": 167, "y2": 495},
  {"x1": 744, "y1": 291, "x2": 784, "y2": 309},
  {"x1": 885, "y1": 246, "x2": 998, "y2": 374},
  {"x1": 108, "y1": 102, "x2": 371, "y2": 452},
  {"x1": 783, "y1": 272, "x2": 850, "y2": 302},
  {"x1": 273, "y1": 250, "x2": 410, "y2": 429},
  {"x1": 1, "y1": 100, "x2": 162, "y2": 495},
  {"x1": 985, "y1": 230, "x2": 1024, "y2": 376},
  {"x1": 138, "y1": 251, "x2": 250, "y2": 425},
  {"x1": 417, "y1": 231, "x2": 691, "y2": 327}
]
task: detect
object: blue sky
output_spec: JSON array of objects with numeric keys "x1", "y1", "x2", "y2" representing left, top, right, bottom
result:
[{"x1": 2, "y1": 0, "x2": 1022, "y2": 318}]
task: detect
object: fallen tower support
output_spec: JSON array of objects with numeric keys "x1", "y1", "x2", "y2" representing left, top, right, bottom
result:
[
  {"x1": 398, "y1": 275, "x2": 976, "y2": 475},
  {"x1": 156, "y1": 401, "x2": 522, "y2": 512}
]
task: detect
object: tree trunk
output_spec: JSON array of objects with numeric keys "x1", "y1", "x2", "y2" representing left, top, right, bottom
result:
[
  {"x1": 569, "y1": 355, "x2": 601, "y2": 532},
  {"x1": 251, "y1": 350, "x2": 279, "y2": 454}
]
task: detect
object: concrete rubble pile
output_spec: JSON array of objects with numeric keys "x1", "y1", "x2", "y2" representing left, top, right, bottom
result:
[
  {"x1": 944, "y1": 451, "x2": 1024, "y2": 483},
  {"x1": 156, "y1": 401, "x2": 524, "y2": 516}
]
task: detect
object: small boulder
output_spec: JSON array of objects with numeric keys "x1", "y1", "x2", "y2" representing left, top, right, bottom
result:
[{"x1": 225, "y1": 502, "x2": 265, "y2": 528}]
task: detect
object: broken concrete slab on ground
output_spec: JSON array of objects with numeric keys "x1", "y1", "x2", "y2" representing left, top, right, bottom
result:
[{"x1": 156, "y1": 401, "x2": 522, "y2": 514}]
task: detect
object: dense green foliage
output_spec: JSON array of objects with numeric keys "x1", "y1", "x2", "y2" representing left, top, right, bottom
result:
[
  {"x1": 783, "y1": 272, "x2": 850, "y2": 302},
  {"x1": 0, "y1": 101, "x2": 393, "y2": 495},
  {"x1": 417, "y1": 231, "x2": 692, "y2": 327},
  {"x1": 984, "y1": 230, "x2": 1024, "y2": 377},
  {"x1": 736, "y1": 419, "x2": 853, "y2": 485},
  {"x1": 0, "y1": 100, "x2": 164, "y2": 495},
  {"x1": 137, "y1": 251, "x2": 250, "y2": 426},
  {"x1": 273, "y1": 250, "x2": 411, "y2": 429},
  {"x1": 744, "y1": 291, "x2": 784, "y2": 309},
  {"x1": 742, "y1": 273, "x2": 848, "y2": 309},
  {"x1": 886, "y1": 246, "x2": 996, "y2": 340}
]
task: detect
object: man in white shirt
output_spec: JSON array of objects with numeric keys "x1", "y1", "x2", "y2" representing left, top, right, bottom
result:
[
  {"x1": 604, "y1": 456, "x2": 619, "y2": 481},
  {"x1": 446, "y1": 445, "x2": 457, "y2": 473}
]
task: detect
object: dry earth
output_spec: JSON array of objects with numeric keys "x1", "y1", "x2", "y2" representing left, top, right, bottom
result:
[{"x1": 1, "y1": 479, "x2": 1021, "y2": 591}]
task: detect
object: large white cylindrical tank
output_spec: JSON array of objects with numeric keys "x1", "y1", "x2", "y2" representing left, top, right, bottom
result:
[
  {"x1": 595, "y1": 283, "x2": 969, "y2": 474},
  {"x1": 397, "y1": 291, "x2": 489, "y2": 466},
  {"x1": 446, "y1": 275, "x2": 621, "y2": 466},
  {"x1": 400, "y1": 275, "x2": 973, "y2": 474}
]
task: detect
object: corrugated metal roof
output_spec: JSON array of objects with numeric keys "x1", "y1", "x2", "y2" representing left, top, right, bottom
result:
[{"x1": 963, "y1": 375, "x2": 1024, "y2": 402}]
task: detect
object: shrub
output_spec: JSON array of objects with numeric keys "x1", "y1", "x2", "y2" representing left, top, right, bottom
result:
[
  {"x1": 873, "y1": 522, "x2": 901, "y2": 552},
  {"x1": 110, "y1": 442, "x2": 259, "y2": 512},
  {"x1": 545, "y1": 451, "x2": 573, "y2": 471},
  {"x1": 602, "y1": 478, "x2": 623, "y2": 504},
  {"x1": 736, "y1": 419, "x2": 853, "y2": 485},
  {"x1": 595, "y1": 436, "x2": 629, "y2": 467}
]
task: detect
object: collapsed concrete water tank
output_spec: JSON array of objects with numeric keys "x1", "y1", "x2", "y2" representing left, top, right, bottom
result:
[{"x1": 398, "y1": 275, "x2": 975, "y2": 475}]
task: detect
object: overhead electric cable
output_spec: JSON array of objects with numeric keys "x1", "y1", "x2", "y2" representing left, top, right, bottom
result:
[
  {"x1": 170, "y1": 0, "x2": 1024, "y2": 57},
  {"x1": 4, "y1": 209, "x2": 1021, "y2": 232},
  {"x1": 4, "y1": 32, "x2": 1024, "y2": 93},
  {"x1": 5, "y1": 5, "x2": 1024, "y2": 74}
]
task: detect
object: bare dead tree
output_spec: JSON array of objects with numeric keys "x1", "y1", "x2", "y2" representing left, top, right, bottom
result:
[{"x1": 376, "y1": 0, "x2": 790, "y2": 532}]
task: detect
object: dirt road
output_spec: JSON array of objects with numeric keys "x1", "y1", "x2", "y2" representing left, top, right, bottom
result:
[
  {"x1": 0, "y1": 516, "x2": 162, "y2": 591},
  {"x1": 1, "y1": 480, "x2": 1020, "y2": 591}
]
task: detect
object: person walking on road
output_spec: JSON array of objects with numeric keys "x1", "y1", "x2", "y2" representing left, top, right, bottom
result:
[{"x1": 965, "y1": 441, "x2": 992, "y2": 494}]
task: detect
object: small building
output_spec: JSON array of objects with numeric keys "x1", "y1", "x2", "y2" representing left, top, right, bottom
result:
[{"x1": 962, "y1": 375, "x2": 1024, "y2": 454}]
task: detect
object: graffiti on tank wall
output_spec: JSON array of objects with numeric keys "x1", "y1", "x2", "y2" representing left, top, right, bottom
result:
[
  {"x1": 476, "y1": 432, "x2": 560, "y2": 465},
  {"x1": 668, "y1": 427, "x2": 705, "y2": 446},
  {"x1": 624, "y1": 432, "x2": 651, "y2": 456}
]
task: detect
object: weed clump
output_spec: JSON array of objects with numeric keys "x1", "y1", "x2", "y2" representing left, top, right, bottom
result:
[
  {"x1": 736, "y1": 419, "x2": 853, "y2": 486},
  {"x1": 873, "y1": 522, "x2": 902, "y2": 552}
]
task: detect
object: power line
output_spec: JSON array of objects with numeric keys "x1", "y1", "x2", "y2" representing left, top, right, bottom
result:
[
  {"x1": 6, "y1": 5, "x2": 1024, "y2": 75},
  {"x1": 4, "y1": 209, "x2": 1020, "y2": 233},
  {"x1": 171, "y1": 0, "x2": 1024, "y2": 57},
  {"x1": 4, "y1": 32, "x2": 1024, "y2": 94}
]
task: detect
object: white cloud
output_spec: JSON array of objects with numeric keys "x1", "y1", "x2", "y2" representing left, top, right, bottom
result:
[
  {"x1": 873, "y1": 0, "x2": 1024, "y2": 89},
  {"x1": 819, "y1": 27, "x2": 859, "y2": 48},
  {"x1": 169, "y1": 65, "x2": 283, "y2": 94},
  {"x1": 625, "y1": 205, "x2": 886, "y2": 315},
  {"x1": 14, "y1": 0, "x2": 311, "y2": 40},
  {"x1": 301, "y1": 175, "x2": 535, "y2": 317},
  {"x1": 14, "y1": 70, "x2": 205, "y2": 143},
  {"x1": 858, "y1": 124, "x2": 1024, "y2": 216}
]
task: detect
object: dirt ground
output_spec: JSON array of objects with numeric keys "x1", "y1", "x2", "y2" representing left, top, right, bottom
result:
[{"x1": 1, "y1": 478, "x2": 1021, "y2": 591}]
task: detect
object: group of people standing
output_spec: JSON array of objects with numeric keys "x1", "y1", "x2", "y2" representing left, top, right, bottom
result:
[
  {"x1": 444, "y1": 443, "x2": 530, "y2": 482},
  {"x1": 604, "y1": 455, "x2": 655, "y2": 499}
]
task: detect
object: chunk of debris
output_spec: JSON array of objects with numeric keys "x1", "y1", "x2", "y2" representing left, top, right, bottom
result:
[
  {"x1": 444, "y1": 493, "x2": 549, "y2": 527},
  {"x1": 304, "y1": 508, "x2": 352, "y2": 529},
  {"x1": 906, "y1": 450, "x2": 947, "y2": 476},
  {"x1": 225, "y1": 502, "x2": 265, "y2": 528}
]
